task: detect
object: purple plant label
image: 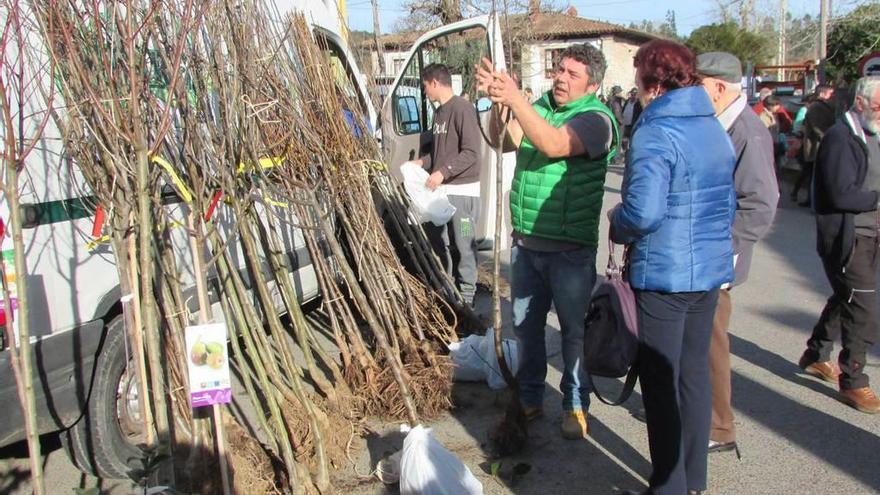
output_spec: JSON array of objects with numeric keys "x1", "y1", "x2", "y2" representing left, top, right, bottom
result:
[{"x1": 190, "y1": 388, "x2": 232, "y2": 408}]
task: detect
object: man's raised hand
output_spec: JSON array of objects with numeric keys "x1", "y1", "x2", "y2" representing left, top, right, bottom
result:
[{"x1": 475, "y1": 57, "x2": 496, "y2": 94}]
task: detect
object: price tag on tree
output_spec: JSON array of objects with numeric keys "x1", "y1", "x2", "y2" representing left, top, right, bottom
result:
[
  {"x1": 1, "y1": 249, "x2": 20, "y2": 345},
  {"x1": 185, "y1": 323, "x2": 232, "y2": 408}
]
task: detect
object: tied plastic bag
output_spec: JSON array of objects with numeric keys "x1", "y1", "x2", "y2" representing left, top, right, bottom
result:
[
  {"x1": 400, "y1": 161, "x2": 456, "y2": 226},
  {"x1": 399, "y1": 424, "x2": 483, "y2": 495},
  {"x1": 448, "y1": 328, "x2": 519, "y2": 390}
]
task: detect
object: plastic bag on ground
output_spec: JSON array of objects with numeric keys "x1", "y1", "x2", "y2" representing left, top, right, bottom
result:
[
  {"x1": 399, "y1": 424, "x2": 483, "y2": 495},
  {"x1": 480, "y1": 327, "x2": 519, "y2": 390},
  {"x1": 448, "y1": 333, "x2": 486, "y2": 382},
  {"x1": 449, "y1": 328, "x2": 519, "y2": 390},
  {"x1": 400, "y1": 161, "x2": 456, "y2": 226}
]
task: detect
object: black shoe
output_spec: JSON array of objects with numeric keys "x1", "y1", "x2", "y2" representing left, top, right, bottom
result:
[
  {"x1": 708, "y1": 440, "x2": 742, "y2": 459},
  {"x1": 798, "y1": 200, "x2": 811, "y2": 207}
]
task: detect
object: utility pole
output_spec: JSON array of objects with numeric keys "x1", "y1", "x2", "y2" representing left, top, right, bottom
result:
[
  {"x1": 372, "y1": 0, "x2": 386, "y2": 75},
  {"x1": 819, "y1": 0, "x2": 828, "y2": 59},
  {"x1": 778, "y1": 0, "x2": 786, "y2": 80}
]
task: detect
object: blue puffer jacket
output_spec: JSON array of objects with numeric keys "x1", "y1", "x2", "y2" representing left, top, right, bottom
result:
[{"x1": 610, "y1": 86, "x2": 736, "y2": 292}]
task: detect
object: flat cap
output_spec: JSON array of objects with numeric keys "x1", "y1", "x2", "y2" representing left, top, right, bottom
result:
[{"x1": 696, "y1": 52, "x2": 743, "y2": 83}]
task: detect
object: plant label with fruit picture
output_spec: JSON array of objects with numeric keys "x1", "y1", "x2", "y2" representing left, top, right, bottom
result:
[
  {"x1": 185, "y1": 323, "x2": 232, "y2": 408},
  {"x1": 1, "y1": 249, "x2": 20, "y2": 345}
]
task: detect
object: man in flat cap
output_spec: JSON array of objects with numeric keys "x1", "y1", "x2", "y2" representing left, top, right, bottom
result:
[{"x1": 697, "y1": 51, "x2": 779, "y2": 456}]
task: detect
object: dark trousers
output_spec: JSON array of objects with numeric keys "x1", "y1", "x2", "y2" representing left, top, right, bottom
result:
[
  {"x1": 709, "y1": 289, "x2": 735, "y2": 443},
  {"x1": 792, "y1": 160, "x2": 813, "y2": 201},
  {"x1": 636, "y1": 289, "x2": 719, "y2": 494},
  {"x1": 424, "y1": 195, "x2": 480, "y2": 304},
  {"x1": 807, "y1": 234, "x2": 879, "y2": 389}
]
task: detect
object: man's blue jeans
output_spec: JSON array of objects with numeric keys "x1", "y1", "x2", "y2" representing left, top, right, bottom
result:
[{"x1": 511, "y1": 244, "x2": 596, "y2": 412}]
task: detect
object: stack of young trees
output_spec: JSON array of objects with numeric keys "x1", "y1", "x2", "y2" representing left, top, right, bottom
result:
[{"x1": 19, "y1": 0, "x2": 473, "y2": 492}]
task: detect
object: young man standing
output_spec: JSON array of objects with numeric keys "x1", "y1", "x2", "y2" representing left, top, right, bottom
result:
[
  {"x1": 416, "y1": 63, "x2": 482, "y2": 305},
  {"x1": 476, "y1": 44, "x2": 618, "y2": 439}
]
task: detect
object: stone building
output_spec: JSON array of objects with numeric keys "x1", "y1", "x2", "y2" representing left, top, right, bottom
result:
[
  {"x1": 369, "y1": 8, "x2": 656, "y2": 98},
  {"x1": 516, "y1": 10, "x2": 657, "y2": 97}
]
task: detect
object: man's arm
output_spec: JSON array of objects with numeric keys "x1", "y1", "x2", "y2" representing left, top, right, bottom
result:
[
  {"x1": 477, "y1": 58, "x2": 585, "y2": 158},
  {"x1": 816, "y1": 127, "x2": 879, "y2": 213},
  {"x1": 502, "y1": 83, "x2": 586, "y2": 158},
  {"x1": 731, "y1": 125, "x2": 779, "y2": 253},
  {"x1": 610, "y1": 125, "x2": 673, "y2": 245}
]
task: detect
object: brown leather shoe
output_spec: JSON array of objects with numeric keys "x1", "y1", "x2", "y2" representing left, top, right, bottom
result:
[
  {"x1": 798, "y1": 351, "x2": 841, "y2": 383},
  {"x1": 839, "y1": 387, "x2": 880, "y2": 414}
]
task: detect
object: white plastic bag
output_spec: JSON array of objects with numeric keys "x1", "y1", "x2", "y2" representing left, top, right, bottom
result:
[
  {"x1": 480, "y1": 327, "x2": 519, "y2": 390},
  {"x1": 399, "y1": 424, "x2": 483, "y2": 495},
  {"x1": 400, "y1": 161, "x2": 456, "y2": 226},
  {"x1": 448, "y1": 334, "x2": 486, "y2": 382},
  {"x1": 448, "y1": 329, "x2": 519, "y2": 390}
]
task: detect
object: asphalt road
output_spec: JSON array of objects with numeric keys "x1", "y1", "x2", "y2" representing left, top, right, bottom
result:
[{"x1": 3, "y1": 165, "x2": 880, "y2": 494}]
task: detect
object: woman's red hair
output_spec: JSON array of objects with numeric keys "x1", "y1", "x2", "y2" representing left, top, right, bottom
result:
[{"x1": 634, "y1": 40, "x2": 701, "y2": 94}]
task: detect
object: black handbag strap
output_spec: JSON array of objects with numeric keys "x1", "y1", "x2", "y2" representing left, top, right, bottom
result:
[{"x1": 587, "y1": 363, "x2": 639, "y2": 406}]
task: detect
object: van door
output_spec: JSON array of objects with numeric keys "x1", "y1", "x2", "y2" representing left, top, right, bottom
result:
[{"x1": 380, "y1": 14, "x2": 514, "y2": 249}]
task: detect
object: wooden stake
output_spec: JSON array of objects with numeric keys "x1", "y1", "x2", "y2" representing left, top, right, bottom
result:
[{"x1": 188, "y1": 211, "x2": 232, "y2": 495}]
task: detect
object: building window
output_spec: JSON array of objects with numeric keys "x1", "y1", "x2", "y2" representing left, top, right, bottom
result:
[
  {"x1": 544, "y1": 48, "x2": 565, "y2": 78},
  {"x1": 392, "y1": 57, "x2": 405, "y2": 74}
]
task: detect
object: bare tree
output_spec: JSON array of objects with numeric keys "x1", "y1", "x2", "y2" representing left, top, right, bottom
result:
[{"x1": 0, "y1": 2, "x2": 55, "y2": 493}]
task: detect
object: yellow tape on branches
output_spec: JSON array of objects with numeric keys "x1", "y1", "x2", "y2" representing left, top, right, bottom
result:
[{"x1": 151, "y1": 155, "x2": 194, "y2": 203}]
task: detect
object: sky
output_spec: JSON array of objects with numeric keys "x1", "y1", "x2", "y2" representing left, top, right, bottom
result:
[{"x1": 346, "y1": 0, "x2": 860, "y2": 37}]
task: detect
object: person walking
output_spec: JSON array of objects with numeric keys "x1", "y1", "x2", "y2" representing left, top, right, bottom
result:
[
  {"x1": 799, "y1": 76, "x2": 880, "y2": 414},
  {"x1": 476, "y1": 43, "x2": 618, "y2": 439},
  {"x1": 697, "y1": 52, "x2": 779, "y2": 456},
  {"x1": 622, "y1": 88, "x2": 642, "y2": 153},
  {"x1": 790, "y1": 93, "x2": 817, "y2": 202},
  {"x1": 610, "y1": 40, "x2": 735, "y2": 495},
  {"x1": 752, "y1": 87, "x2": 773, "y2": 115},
  {"x1": 796, "y1": 84, "x2": 836, "y2": 207},
  {"x1": 415, "y1": 63, "x2": 482, "y2": 305},
  {"x1": 608, "y1": 85, "x2": 626, "y2": 127}
]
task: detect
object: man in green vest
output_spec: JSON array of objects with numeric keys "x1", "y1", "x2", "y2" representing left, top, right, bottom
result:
[{"x1": 476, "y1": 44, "x2": 618, "y2": 439}]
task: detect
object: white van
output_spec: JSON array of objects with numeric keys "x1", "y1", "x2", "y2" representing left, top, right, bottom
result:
[{"x1": 0, "y1": 3, "x2": 511, "y2": 480}]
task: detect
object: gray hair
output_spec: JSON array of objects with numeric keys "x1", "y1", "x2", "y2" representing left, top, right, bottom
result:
[
  {"x1": 854, "y1": 76, "x2": 880, "y2": 105},
  {"x1": 558, "y1": 43, "x2": 607, "y2": 86}
]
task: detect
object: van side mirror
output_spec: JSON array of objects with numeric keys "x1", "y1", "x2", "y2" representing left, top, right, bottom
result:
[{"x1": 394, "y1": 95, "x2": 421, "y2": 135}]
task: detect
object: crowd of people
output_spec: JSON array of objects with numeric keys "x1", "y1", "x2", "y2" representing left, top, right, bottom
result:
[{"x1": 415, "y1": 36, "x2": 880, "y2": 494}]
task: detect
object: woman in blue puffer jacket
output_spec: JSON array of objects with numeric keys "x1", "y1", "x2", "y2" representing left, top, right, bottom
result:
[{"x1": 609, "y1": 39, "x2": 736, "y2": 495}]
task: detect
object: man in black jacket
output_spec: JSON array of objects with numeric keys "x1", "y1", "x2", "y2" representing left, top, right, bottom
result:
[
  {"x1": 795, "y1": 84, "x2": 836, "y2": 207},
  {"x1": 799, "y1": 76, "x2": 880, "y2": 414}
]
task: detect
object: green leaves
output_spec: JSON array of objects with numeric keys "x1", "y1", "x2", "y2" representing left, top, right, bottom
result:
[
  {"x1": 686, "y1": 22, "x2": 772, "y2": 67},
  {"x1": 826, "y1": 2, "x2": 880, "y2": 82}
]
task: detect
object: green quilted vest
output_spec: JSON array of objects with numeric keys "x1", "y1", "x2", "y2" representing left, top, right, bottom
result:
[{"x1": 510, "y1": 92, "x2": 618, "y2": 246}]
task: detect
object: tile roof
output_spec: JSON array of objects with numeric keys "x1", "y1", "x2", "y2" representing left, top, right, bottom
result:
[
  {"x1": 373, "y1": 12, "x2": 656, "y2": 49},
  {"x1": 518, "y1": 12, "x2": 657, "y2": 42}
]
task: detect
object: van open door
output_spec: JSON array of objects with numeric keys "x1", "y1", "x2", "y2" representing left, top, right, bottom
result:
[{"x1": 380, "y1": 14, "x2": 514, "y2": 249}]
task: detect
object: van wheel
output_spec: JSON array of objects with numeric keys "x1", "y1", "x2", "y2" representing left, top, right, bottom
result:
[{"x1": 61, "y1": 314, "x2": 146, "y2": 479}]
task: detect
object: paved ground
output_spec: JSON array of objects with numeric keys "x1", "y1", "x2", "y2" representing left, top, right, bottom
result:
[{"x1": 3, "y1": 165, "x2": 880, "y2": 494}]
